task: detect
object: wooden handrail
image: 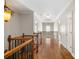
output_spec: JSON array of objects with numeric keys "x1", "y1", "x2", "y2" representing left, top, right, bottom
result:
[
  {"x1": 10, "y1": 36, "x2": 32, "y2": 40},
  {"x1": 5, "y1": 33, "x2": 39, "y2": 59},
  {"x1": 9, "y1": 34, "x2": 34, "y2": 40},
  {"x1": 4, "y1": 39, "x2": 33, "y2": 58}
]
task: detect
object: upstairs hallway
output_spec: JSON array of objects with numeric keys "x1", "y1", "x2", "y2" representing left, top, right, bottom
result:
[{"x1": 34, "y1": 33, "x2": 74, "y2": 59}]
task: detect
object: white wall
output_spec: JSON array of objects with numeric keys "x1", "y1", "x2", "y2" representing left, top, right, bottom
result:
[
  {"x1": 58, "y1": 1, "x2": 75, "y2": 56},
  {"x1": 33, "y1": 15, "x2": 42, "y2": 33},
  {"x1": 54, "y1": 22, "x2": 58, "y2": 32},
  {"x1": 4, "y1": 13, "x2": 21, "y2": 50},
  {"x1": 72, "y1": 1, "x2": 75, "y2": 56}
]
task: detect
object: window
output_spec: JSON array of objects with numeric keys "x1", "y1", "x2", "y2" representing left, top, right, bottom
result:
[{"x1": 46, "y1": 25, "x2": 50, "y2": 32}]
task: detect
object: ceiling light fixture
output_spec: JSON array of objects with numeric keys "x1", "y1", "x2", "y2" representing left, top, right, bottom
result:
[{"x1": 4, "y1": 0, "x2": 13, "y2": 22}]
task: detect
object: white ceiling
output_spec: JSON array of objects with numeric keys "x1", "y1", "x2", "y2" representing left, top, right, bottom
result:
[
  {"x1": 6, "y1": 0, "x2": 33, "y2": 14},
  {"x1": 6, "y1": 0, "x2": 73, "y2": 22}
]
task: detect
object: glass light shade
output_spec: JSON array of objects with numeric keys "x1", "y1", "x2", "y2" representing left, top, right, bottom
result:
[{"x1": 4, "y1": 10, "x2": 12, "y2": 22}]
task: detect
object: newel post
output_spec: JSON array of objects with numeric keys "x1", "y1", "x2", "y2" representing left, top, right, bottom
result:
[
  {"x1": 22, "y1": 33, "x2": 24, "y2": 37},
  {"x1": 8, "y1": 35, "x2": 11, "y2": 50}
]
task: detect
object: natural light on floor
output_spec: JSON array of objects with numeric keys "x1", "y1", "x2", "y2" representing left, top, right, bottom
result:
[{"x1": 45, "y1": 37, "x2": 51, "y2": 46}]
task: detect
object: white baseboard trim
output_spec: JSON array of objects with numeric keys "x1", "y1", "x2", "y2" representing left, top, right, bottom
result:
[
  {"x1": 60, "y1": 42, "x2": 75, "y2": 58},
  {"x1": 67, "y1": 48, "x2": 75, "y2": 58},
  {"x1": 71, "y1": 52, "x2": 75, "y2": 58}
]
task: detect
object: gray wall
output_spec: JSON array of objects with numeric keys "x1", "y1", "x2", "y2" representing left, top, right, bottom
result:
[
  {"x1": 4, "y1": 13, "x2": 21, "y2": 50},
  {"x1": 4, "y1": 13, "x2": 33, "y2": 50},
  {"x1": 19, "y1": 13, "x2": 33, "y2": 35}
]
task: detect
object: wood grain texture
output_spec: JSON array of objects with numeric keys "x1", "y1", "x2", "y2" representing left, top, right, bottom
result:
[
  {"x1": 4, "y1": 39, "x2": 32, "y2": 58},
  {"x1": 34, "y1": 37, "x2": 74, "y2": 59}
]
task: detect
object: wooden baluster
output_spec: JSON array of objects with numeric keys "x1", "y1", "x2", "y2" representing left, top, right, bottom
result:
[
  {"x1": 12, "y1": 40, "x2": 15, "y2": 59},
  {"x1": 31, "y1": 39, "x2": 34, "y2": 59},
  {"x1": 22, "y1": 33, "x2": 24, "y2": 59},
  {"x1": 20, "y1": 40, "x2": 21, "y2": 59},
  {"x1": 14, "y1": 40, "x2": 17, "y2": 59},
  {"x1": 5, "y1": 38, "x2": 33, "y2": 59},
  {"x1": 30, "y1": 43, "x2": 32, "y2": 59},
  {"x1": 22, "y1": 40, "x2": 24, "y2": 59},
  {"x1": 20, "y1": 40, "x2": 22, "y2": 59},
  {"x1": 17, "y1": 40, "x2": 19, "y2": 59},
  {"x1": 40, "y1": 32, "x2": 42, "y2": 44},
  {"x1": 8, "y1": 35, "x2": 12, "y2": 59},
  {"x1": 21, "y1": 40, "x2": 23, "y2": 59},
  {"x1": 28, "y1": 44, "x2": 30, "y2": 59},
  {"x1": 23, "y1": 45, "x2": 25, "y2": 59},
  {"x1": 36, "y1": 34, "x2": 38, "y2": 53},
  {"x1": 27, "y1": 44, "x2": 28, "y2": 59},
  {"x1": 23, "y1": 41, "x2": 26, "y2": 59},
  {"x1": 23, "y1": 40, "x2": 26, "y2": 59},
  {"x1": 24, "y1": 41, "x2": 27, "y2": 59}
]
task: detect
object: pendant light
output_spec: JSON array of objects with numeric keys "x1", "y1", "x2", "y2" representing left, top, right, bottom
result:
[{"x1": 4, "y1": 0, "x2": 12, "y2": 22}]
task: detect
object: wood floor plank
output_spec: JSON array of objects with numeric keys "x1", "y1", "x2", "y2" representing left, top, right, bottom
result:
[{"x1": 34, "y1": 37, "x2": 74, "y2": 59}]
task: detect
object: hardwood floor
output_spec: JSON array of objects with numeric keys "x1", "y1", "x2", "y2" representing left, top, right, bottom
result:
[{"x1": 34, "y1": 37, "x2": 74, "y2": 59}]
